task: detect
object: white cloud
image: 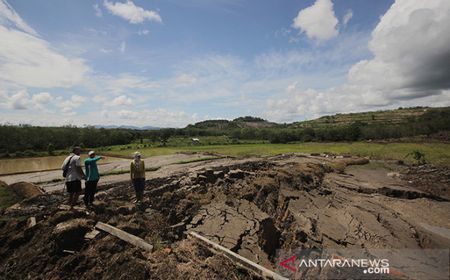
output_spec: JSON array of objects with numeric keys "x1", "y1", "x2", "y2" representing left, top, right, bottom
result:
[
  {"x1": 119, "y1": 41, "x2": 126, "y2": 53},
  {"x1": 0, "y1": 1, "x2": 89, "y2": 89},
  {"x1": 57, "y1": 95, "x2": 86, "y2": 115},
  {"x1": 103, "y1": 0, "x2": 162, "y2": 24},
  {"x1": 96, "y1": 74, "x2": 159, "y2": 94},
  {"x1": 9, "y1": 90, "x2": 29, "y2": 110},
  {"x1": 71, "y1": 95, "x2": 86, "y2": 104},
  {"x1": 343, "y1": 10, "x2": 353, "y2": 27},
  {"x1": 0, "y1": 0, "x2": 38, "y2": 36},
  {"x1": 111, "y1": 95, "x2": 132, "y2": 106},
  {"x1": 175, "y1": 74, "x2": 197, "y2": 86},
  {"x1": 0, "y1": 26, "x2": 90, "y2": 88},
  {"x1": 266, "y1": 0, "x2": 450, "y2": 122},
  {"x1": 93, "y1": 4, "x2": 103, "y2": 17},
  {"x1": 31, "y1": 92, "x2": 52, "y2": 104},
  {"x1": 1, "y1": 91, "x2": 57, "y2": 110},
  {"x1": 348, "y1": 0, "x2": 450, "y2": 97},
  {"x1": 292, "y1": 0, "x2": 338, "y2": 41},
  {"x1": 116, "y1": 108, "x2": 198, "y2": 127}
]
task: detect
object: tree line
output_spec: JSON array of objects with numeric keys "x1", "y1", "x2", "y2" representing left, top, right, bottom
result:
[
  {"x1": 0, "y1": 125, "x2": 136, "y2": 157},
  {"x1": 1, "y1": 107, "x2": 449, "y2": 157}
]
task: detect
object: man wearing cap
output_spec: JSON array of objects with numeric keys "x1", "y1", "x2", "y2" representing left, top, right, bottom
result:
[
  {"x1": 61, "y1": 146, "x2": 85, "y2": 208},
  {"x1": 130, "y1": 151, "x2": 145, "y2": 203},
  {"x1": 84, "y1": 151, "x2": 104, "y2": 208}
]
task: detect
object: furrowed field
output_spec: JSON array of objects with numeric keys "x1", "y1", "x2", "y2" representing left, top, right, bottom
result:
[{"x1": 100, "y1": 142, "x2": 450, "y2": 167}]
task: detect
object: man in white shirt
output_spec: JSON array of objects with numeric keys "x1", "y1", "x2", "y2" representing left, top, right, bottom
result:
[{"x1": 61, "y1": 146, "x2": 85, "y2": 208}]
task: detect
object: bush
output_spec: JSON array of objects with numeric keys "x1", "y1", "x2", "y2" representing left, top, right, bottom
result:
[{"x1": 406, "y1": 150, "x2": 427, "y2": 165}]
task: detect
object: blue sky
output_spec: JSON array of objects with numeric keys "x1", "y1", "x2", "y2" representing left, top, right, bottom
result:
[{"x1": 1, "y1": 0, "x2": 449, "y2": 127}]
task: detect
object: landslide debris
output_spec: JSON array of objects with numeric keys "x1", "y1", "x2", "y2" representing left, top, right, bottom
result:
[{"x1": 0, "y1": 154, "x2": 449, "y2": 279}]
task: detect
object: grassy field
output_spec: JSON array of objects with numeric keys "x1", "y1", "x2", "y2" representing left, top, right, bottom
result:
[{"x1": 103, "y1": 142, "x2": 450, "y2": 167}]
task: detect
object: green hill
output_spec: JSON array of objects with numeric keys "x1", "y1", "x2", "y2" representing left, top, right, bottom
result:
[
  {"x1": 186, "y1": 116, "x2": 277, "y2": 130},
  {"x1": 290, "y1": 106, "x2": 443, "y2": 128}
]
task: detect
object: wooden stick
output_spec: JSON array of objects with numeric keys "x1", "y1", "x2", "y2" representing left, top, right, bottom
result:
[
  {"x1": 188, "y1": 231, "x2": 288, "y2": 280},
  {"x1": 95, "y1": 222, "x2": 153, "y2": 252}
]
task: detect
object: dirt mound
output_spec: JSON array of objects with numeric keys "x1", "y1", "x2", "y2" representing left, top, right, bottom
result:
[
  {"x1": 8, "y1": 181, "x2": 44, "y2": 199},
  {"x1": 0, "y1": 154, "x2": 449, "y2": 279},
  {"x1": 0, "y1": 180, "x2": 21, "y2": 210}
]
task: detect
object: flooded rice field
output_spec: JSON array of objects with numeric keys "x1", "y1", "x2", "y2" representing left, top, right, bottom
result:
[{"x1": 0, "y1": 155, "x2": 124, "y2": 175}]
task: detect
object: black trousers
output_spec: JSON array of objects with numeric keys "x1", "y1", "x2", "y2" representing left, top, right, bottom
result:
[{"x1": 84, "y1": 180, "x2": 98, "y2": 205}]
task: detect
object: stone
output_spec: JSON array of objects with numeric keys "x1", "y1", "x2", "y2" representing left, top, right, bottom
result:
[
  {"x1": 52, "y1": 218, "x2": 94, "y2": 250},
  {"x1": 228, "y1": 169, "x2": 246, "y2": 180},
  {"x1": 27, "y1": 217, "x2": 37, "y2": 228},
  {"x1": 84, "y1": 229, "x2": 100, "y2": 240}
]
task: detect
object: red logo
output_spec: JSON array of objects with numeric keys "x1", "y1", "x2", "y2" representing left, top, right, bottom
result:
[{"x1": 279, "y1": 255, "x2": 298, "y2": 272}]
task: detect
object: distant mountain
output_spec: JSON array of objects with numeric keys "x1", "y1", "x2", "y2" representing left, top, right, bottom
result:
[
  {"x1": 183, "y1": 107, "x2": 450, "y2": 132},
  {"x1": 94, "y1": 125, "x2": 161, "y2": 130},
  {"x1": 185, "y1": 116, "x2": 277, "y2": 130}
]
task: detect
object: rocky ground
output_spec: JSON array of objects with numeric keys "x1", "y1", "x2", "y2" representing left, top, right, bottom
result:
[{"x1": 0, "y1": 154, "x2": 449, "y2": 279}]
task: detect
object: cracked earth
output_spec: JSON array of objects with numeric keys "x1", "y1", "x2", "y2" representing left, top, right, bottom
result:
[{"x1": 0, "y1": 153, "x2": 449, "y2": 279}]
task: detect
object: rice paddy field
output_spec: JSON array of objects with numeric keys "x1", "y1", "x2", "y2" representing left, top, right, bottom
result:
[{"x1": 101, "y1": 142, "x2": 450, "y2": 167}]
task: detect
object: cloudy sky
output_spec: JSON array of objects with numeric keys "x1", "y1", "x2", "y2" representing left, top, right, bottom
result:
[{"x1": 0, "y1": 0, "x2": 449, "y2": 127}]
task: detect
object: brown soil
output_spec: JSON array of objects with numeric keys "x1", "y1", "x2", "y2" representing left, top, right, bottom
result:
[
  {"x1": 0, "y1": 154, "x2": 449, "y2": 279},
  {"x1": 8, "y1": 182, "x2": 45, "y2": 199}
]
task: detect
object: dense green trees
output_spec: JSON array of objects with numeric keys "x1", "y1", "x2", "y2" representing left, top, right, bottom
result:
[
  {"x1": 0, "y1": 125, "x2": 135, "y2": 156},
  {"x1": 1, "y1": 107, "x2": 449, "y2": 157}
]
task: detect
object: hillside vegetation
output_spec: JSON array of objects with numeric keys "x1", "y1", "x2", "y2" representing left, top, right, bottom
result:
[
  {"x1": 290, "y1": 106, "x2": 432, "y2": 128},
  {"x1": 186, "y1": 116, "x2": 276, "y2": 130},
  {"x1": 1, "y1": 106, "x2": 449, "y2": 157}
]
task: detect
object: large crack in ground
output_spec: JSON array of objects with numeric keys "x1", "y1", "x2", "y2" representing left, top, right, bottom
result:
[{"x1": 0, "y1": 154, "x2": 449, "y2": 279}]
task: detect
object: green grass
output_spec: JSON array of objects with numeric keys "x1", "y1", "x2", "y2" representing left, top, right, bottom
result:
[
  {"x1": 173, "y1": 156, "x2": 223, "y2": 165},
  {"x1": 104, "y1": 142, "x2": 450, "y2": 167},
  {"x1": 98, "y1": 136, "x2": 267, "y2": 157}
]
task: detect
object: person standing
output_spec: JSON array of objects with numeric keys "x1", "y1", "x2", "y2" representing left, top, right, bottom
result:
[
  {"x1": 61, "y1": 146, "x2": 85, "y2": 208},
  {"x1": 84, "y1": 150, "x2": 104, "y2": 208},
  {"x1": 130, "y1": 151, "x2": 145, "y2": 203}
]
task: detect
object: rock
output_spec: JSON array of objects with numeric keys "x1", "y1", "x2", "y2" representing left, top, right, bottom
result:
[
  {"x1": 149, "y1": 183, "x2": 178, "y2": 196},
  {"x1": 84, "y1": 229, "x2": 100, "y2": 240},
  {"x1": 227, "y1": 169, "x2": 246, "y2": 180},
  {"x1": 387, "y1": 172, "x2": 400, "y2": 178},
  {"x1": 196, "y1": 175, "x2": 208, "y2": 184},
  {"x1": 178, "y1": 177, "x2": 192, "y2": 187},
  {"x1": 92, "y1": 201, "x2": 107, "y2": 214},
  {"x1": 52, "y1": 218, "x2": 94, "y2": 250},
  {"x1": 58, "y1": 204, "x2": 71, "y2": 211},
  {"x1": 199, "y1": 169, "x2": 217, "y2": 184},
  {"x1": 6, "y1": 203, "x2": 21, "y2": 211},
  {"x1": 49, "y1": 210, "x2": 86, "y2": 225},
  {"x1": 117, "y1": 204, "x2": 135, "y2": 215},
  {"x1": 27, "y1": 217, "x2": 37, "y2": 228},
  {"x1": 95, "y1": 191, "x2": 108, "y2": 200},
  {"x1": 213, "y1": 171, "x2": 225, "y2": 179}
]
